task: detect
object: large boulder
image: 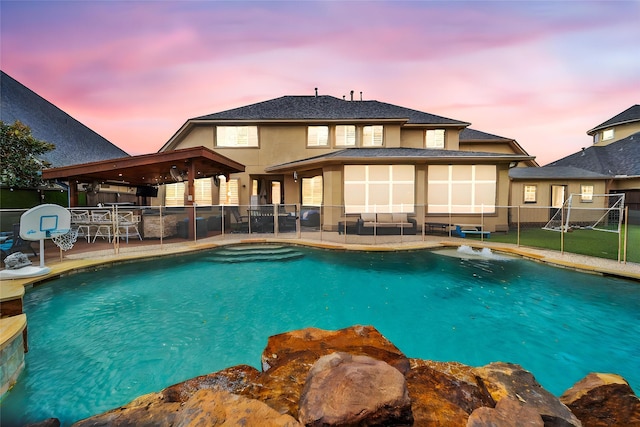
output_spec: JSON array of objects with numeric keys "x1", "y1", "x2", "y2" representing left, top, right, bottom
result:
[
  {"x1": 406, "y1": 359, "x2": 495, "y2": 426},
  {"x1": 474, "y1": 362, "x2": 582, "y2": 427},
  {"x1": 253, "y1": 325, "x2": 410, "y2": 418},
  {"x1": 560, "y1": 373, "x2": 640, "y2": 427},
  {"x1": 298, "y1": 352, "x2": 413, "y2": 426},
  {"x1": 4, "y1": 251, "x2": 31, "y2": 269}
]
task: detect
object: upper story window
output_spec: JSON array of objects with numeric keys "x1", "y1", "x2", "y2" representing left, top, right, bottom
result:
[
  {"x1": 426, "y1": 129, "x2": 445, "y2": 148},
  {"x1": 307, "y1": 126, "x2": 329, "y2": 147},
  {"x1": 335, "y1": 125, "x2": 356, "y2": 146},
  {"x1": 602, "y1": 129, "x2": 614, "y2": 141},
  {"x1": 216, "y1": 126, "x2": 258, "y2": 147},
  {"x1": 362, "y1": 125, "x2": 384, "y2": 147}
]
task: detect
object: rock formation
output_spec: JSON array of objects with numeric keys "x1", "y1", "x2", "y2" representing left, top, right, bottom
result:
[{"x1": 69, "y1": 325, "x2": 639, "y2": 427}]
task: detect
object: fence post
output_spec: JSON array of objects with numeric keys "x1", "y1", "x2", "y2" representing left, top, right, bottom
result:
[
  {"x1": 560, "y1": 204, "x2": 564, "y2": 254},
  {"x1": 517, "y1": 205, "x2": 520, "y2": 247}
]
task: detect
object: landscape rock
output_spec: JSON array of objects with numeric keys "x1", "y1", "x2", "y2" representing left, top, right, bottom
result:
[
  {"x1": 253, "y1": 324, "x2": 410, "y2": 418},
  {"x1": 4, "y1": 251, "x2": 31, "y2": 269},
  {"x1": 70, "y1": 326, "x2": 637, "y2": 427},
  {"x1": 559, "y1": 373, "x2": 640, "y2": 427},
  {"x1": 298, "y1": 352, "x2": 413, "y2": 426},
  {"x1": 24, "y1": 418, "x2": 61, "y2": 427},
  {"x1": 161, "y1": 364, "x2": 261, "y2": 403},
  {"x1": 406, "y1": 359, "x2": 495, "y2": 426},
  {"x1": 466, "y1": 396, "x2": 544, "y2": 426},
  {"x1": 474, "y1": 362, "x2": 582, "y2": 427}
]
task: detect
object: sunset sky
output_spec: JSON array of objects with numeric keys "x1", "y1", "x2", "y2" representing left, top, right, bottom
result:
[{"x1": 1, "y1": 1, "x2": 638, "y2": 165}]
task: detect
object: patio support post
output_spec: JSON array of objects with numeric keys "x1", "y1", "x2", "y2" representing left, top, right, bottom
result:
[{"x1": 185, "y1": 162, "x2": 196, "y2": 240}]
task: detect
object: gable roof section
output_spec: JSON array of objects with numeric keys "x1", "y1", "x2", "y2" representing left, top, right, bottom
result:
[
  {"x1": 1, "y1": 70, "x2": 129, "y2": 167},
  {"x1": 266, "y1": 147, "x2": 533, "y2": 172},
  {"x1": 546, "y1": 132, "x2": 640, "y2": 177},
  {"x1": 194, "y1": 95, "x2": 470, "y2": 125},
  {"x1": 587, "y1": 105, "x2": 640, "y2": 135}
]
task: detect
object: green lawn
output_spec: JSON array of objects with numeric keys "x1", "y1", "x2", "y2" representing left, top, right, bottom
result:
[{"x1": 483, "y1": 225, "x2": 640, "y2": 264}]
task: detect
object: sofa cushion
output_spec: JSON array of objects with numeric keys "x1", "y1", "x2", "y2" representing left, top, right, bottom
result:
[
  {"x1": 392, "y1": 213, "x2": 408, "y2": 223},
  {"x1": 377, "y1": 213, "x2": 394, "y2": 223},
  {"x1": 361, "y1": 213, "x2": 377, "y2": 222}
]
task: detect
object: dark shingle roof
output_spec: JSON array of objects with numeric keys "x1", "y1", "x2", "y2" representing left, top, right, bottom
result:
[
  {"x1": 587, "y1": 105, "x2": 640, "y2": 135},
  {"x1": 509, "y1": 166, "x2": 611, "y2": 180},
  {"x1": 267, "y1": 147, "x2": 532, "y2": 171},
  {"x1": 459, "y1": 128, "x2": 510, "y2": 141},
  {"x1": 1, "y1": 70, "x2": 129, "y2": 167},
  {"x1": 547, "y1": 131, "x2": 640, "y2": 177},
  {"x1": 195, "y1": 95, "x2": 470, "y2": 126}
]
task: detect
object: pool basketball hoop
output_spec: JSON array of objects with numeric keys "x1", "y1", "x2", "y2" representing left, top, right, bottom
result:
[{"x1": 1, "y1": 204, "x2": 71, "y2": 279}]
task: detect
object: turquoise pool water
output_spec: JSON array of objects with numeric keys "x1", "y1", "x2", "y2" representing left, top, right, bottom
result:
[{"x1": 2, "y1": 245, "x2": 639, "y2": 426}]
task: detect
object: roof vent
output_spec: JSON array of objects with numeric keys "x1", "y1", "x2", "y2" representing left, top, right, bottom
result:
[
  {"x1": 360, "y1": 91, "x2": 363, "y2": 101},
  {"x1": 350, "y1": 90, "x2": 354, "y2": 101},
  {"x1": 314, "y1": 87, "x2": 318, "y2": 97}
]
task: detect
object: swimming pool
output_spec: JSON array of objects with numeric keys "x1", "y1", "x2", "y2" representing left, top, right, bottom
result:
[{"x1": 2, "y1": 244, "x2": 639, "y2": 426}]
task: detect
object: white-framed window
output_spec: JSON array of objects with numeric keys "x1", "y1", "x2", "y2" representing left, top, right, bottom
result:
[
  {"x1": 194, "y1": 178, "x2": 213, "y2": 205},
  {"x1": 165, "y1": 182, "x2": 185, "y2": 207},
  {"x1": 362, "y1": 125, "x2": 384, "y2": 147},
  {"x1": 427, "y1": 165, "x2": 496, "y2": 214},
  {"x1": 335, "y1": 125, "x2": 356, "y2": 146},
  {"x1": 307, "y1": 126, "x2": 329, "y2": 147},
  {"x1": 602, "y1": 129, "x2": 614, "y2": 141},
  {"x1": 219, "y1": 176, "x2": 239, "y2": 205},
  {"x1": 216, "y1": 126, "x2": 258, "y2": 147},
  {"x1": 581, "y1": 184, "x2": 594, "y2": 202},
  {"x1": 344, "y1": 165, "x2": 414, "y2": 213},
  {"x1": 426, "y1": 129, "x2": 445, "y2": 149},
  {"x1": 524, "y1": 185, "x2": 537, "y2": 203},
  {"x1": 302, "y1": 176, "x2": 323, "y2": 206}
]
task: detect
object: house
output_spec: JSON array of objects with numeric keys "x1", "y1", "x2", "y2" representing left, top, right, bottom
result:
[
  {"x1": 1, "y1": 70, "x2": 133, "y2": 207},
  {"x1": 510, "y1": 105, "x2": 640, "y2": 225},
  {"x1": 160, "y1": 93, "x2": 534, "y2": 232},
  {"x1": 1, "y1": 71, "x2": 129, "y2": 167}
]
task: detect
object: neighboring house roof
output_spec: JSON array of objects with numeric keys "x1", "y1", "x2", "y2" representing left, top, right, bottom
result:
[
  {"x1": 509, "y1": 166, "x2": 611, "y2": 180},
  {"x1": 194, "y1": 95, "x2": 471, "y2": 126},
  {"x1": 267, "y1": 147, "x2": 534, "y2": 172},
  {"x1": 587, "y1": 104, "x2": 640, "y2": 135},
  {"x1": 1, "y1": 70, "x2": 129, "y2": 167},
  {"x1": 546, "y1": 131, "x2": 640, "y2": 177}
]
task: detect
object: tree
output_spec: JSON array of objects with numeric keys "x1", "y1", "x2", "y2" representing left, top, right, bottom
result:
[{"x1": 0, "y1": 120, "x2": 55, "y2": 188}]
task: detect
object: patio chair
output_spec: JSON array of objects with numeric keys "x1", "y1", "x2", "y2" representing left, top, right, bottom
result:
[
  {"x1": 91, "y1": 210, "x2": 112, "y2": 243},
  {"x1": 115, "y1": 211, "x2": 142, "y2": 243},
  {"x1": 0, "y1": 223, "x2": 38, "y2": 261},
  {"x1": 229, "y1": 206, "x2": 249, "y2": 233}
]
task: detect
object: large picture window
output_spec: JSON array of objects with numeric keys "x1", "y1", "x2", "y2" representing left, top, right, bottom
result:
[
  {"x1": 165, "y1": 179, "x2": 213, "y2": 206},
  {"x1": 344, "y1": 165, "x2": 414, "y2": 213},
  {"x1": 216, "y1": 126, "x2": 258, "y2": 147},
  {"x1": 427, "y1": 165, "x2": 496, "y2": 213},
  {"x1": 307, "y1": 126, "x2": 329, "y2": 147},
  {"x1": 362, "y1": 125, "x2": 384, "y2": 147},
  {"x1": 302, "y1": 176, "x2": 323, "y2": 206}
]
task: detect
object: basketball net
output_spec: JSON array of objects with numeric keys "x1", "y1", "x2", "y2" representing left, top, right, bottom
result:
[{"x1": 52, "y1": 228, "x2": 79, "y2": 251}]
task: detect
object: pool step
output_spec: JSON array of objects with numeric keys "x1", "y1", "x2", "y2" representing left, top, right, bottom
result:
[{"x1": 206, "y1": 245, "x2": 304, "y2": 263}]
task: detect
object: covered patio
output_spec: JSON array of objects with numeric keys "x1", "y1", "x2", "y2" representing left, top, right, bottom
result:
[{"x1": 41, "y1": 146, "x2": 245, "y2": 239}]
